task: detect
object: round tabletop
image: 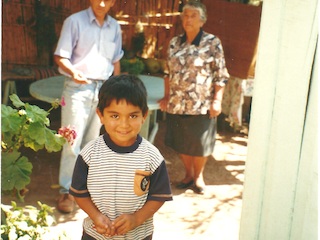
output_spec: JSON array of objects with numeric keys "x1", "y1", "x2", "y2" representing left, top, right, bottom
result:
[{"x1": 29, "y1": 75, "x2": 164, "y2": 110}]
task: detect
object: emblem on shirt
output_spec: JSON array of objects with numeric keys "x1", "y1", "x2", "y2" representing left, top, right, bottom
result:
[
  {"x1": 141, "y1": 176, "x2": 149, "y2": 191},
  {"x1": 134, "y1": 170, "x2": 151, "y2": 196}
]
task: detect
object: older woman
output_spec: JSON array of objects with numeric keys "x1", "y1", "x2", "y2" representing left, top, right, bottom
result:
[{"x1": 159, "y1": 0, "x2": 229, "y2": 194}]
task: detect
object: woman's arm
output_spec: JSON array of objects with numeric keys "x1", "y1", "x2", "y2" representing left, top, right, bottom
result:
[
  {"x1": 158, "y1": 75, "x2": 170, "y2": 111},
  {"x1": 210, "y1": 84, "x2": 225, "y2": 118}
]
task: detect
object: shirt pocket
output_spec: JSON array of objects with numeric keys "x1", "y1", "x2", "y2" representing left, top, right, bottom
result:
[
  {"x1": 134, "y1": 170, "x2": 151, "y2": 196},
  {"x1": 101, "y1": 41, "x2": 116, "y2": 61}
]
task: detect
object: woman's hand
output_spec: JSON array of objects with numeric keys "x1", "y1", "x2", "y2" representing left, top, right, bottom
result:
[
  {"x1": 209, "y1": 100, "x2": 222, "y2": 118},
  {"x1": 158, "y1": 96, "x2": 169, "y2": 112}
]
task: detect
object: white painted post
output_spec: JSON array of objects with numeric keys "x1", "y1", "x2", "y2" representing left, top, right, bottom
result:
[{"x1": 239, "y1": 0, "x2": 318, "y2": 239}]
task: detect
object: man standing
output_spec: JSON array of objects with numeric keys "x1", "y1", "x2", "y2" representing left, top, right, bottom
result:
[{"x1": 54, "y1": 0, "x2": 123, "y2": 213}]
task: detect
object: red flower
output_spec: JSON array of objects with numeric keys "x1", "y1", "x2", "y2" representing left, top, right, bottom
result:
[{"x1": 58, "y1": 126, "x2": 77, "y2": 145}]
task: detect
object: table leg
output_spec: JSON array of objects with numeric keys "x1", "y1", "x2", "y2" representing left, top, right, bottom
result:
[
  {"x1": 140, "y1": 112, "x2": 151, "y2": 140},
  {"x1": 148, "y1": 122, "x2": 159, "y2": 144},
  {"x1": 148, "y1": 110, "x2": 158, "y2": 143},
  {"x1": 2, "y1": 81, "x2": 17, "y2": 105},
  {"x1": 139, "y1": 110, "x2": 159, "y2": 143}
]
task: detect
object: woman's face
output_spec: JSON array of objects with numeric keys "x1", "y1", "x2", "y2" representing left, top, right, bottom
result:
[{"x1": 181, "y1": 8, "x2": 204, "y2": 34}]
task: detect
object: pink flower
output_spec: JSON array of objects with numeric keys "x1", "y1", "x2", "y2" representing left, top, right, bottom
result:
[
  {"x1": 58, "y1": 126, "x2": 77, "y2": 145},
  {"x1": 60, "y1": 96, "x2": 66, "y2": 107}
]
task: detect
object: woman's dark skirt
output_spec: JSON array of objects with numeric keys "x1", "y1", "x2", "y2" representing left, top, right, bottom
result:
[{"x1": 165, "y1": 113, "x2": 217, "y2": 157}]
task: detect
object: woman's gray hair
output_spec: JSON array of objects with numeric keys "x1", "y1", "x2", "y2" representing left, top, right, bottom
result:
[{"x1": 181, "y1": 1, "x2": 207, "y2": 23}]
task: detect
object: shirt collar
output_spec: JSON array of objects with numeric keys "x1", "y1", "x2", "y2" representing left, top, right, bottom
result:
[
  {"x1": 180, "y1": 28, "x2": 203, "y2": 47},
  {"x1": 87, "y1": 7, "x2": 110, "y2": 26},
  {"x1": 103, "y1": 133, "x2": 142, "y2": 153}
]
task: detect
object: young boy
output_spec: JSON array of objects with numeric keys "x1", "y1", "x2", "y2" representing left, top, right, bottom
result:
[{"x1": 69, "y1": 74, "x2": 173, "y2": 240}]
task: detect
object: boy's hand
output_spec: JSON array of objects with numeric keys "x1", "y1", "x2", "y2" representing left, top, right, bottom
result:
[
  {"x1": 112, "y1": 201, "x2": 165, "y2": 235},
  {"x1": 112, "y1": 214, "x2": 137, "y2": 235},
  {"x1": 92, "y1": 213, "x2": 116, "y2": 237}
]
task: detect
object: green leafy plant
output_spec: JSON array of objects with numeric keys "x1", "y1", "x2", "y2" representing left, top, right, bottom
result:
[
  {"x1": 1, "y1": 201, "x2": 61, "y2": 240},
  {"x1": 1, "y1": 94, "x2": 75, "y2": 201},
  {"x1": 120, "y1": 57, "x2": 145, "y2": 75}
]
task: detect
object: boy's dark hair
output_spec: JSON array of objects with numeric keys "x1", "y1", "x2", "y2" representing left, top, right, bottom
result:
[{"x1": 97, "y1": 74, "x2": 148, "y2": 116}]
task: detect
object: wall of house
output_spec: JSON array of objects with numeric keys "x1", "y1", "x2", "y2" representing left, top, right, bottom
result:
[
  {"x1": 202, "y1": 0, "x2": 262, "y2": 79},
  {"x1": 239, "y1": 0, "x2": 318, "y2": 238}
]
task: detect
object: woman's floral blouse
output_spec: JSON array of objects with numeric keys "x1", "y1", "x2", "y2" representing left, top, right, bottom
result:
[{"x1": 166, "y1": 29, "x2": 229, "y2": 115}]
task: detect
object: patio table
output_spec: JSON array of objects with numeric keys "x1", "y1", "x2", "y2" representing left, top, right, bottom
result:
[{"x1": 29, "y1": 75, "x2": 164, "y2": 143}]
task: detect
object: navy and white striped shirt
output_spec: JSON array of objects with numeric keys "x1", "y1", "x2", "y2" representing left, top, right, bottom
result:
[{"x1": 70, "y1": 134, "x2": 172, "y2": 240}]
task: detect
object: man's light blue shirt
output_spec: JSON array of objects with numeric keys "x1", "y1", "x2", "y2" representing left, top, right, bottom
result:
[{"x1": 54, "y1": 7, "x2": 124, "y2": 80}]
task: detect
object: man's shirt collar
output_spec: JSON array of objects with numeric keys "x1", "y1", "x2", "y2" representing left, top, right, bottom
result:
[{"x1": 87, "y1": 7, "x2": 110, "y2": 26}]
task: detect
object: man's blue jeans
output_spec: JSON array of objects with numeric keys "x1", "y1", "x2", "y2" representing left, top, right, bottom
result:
[{"x1": 59, "y1": 77, "x2": 104, "y2": 193}]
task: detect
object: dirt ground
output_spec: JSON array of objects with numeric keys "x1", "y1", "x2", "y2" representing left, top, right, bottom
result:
[{"x1": 1, "y1": 103, "x2": 248, "y2": 240}]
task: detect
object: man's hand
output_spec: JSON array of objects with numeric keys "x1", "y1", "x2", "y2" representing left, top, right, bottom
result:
[
  {"x1": 72, "y1": 70, "x2": 92, "y2": 84},
  {"x1": 54, "y1": 55, "x2": 92, "y2": 84}
]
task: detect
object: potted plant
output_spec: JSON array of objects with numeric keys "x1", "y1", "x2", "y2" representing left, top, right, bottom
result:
[{"x1": 121, "y1": 30, "x2": 146, "y2": 75}]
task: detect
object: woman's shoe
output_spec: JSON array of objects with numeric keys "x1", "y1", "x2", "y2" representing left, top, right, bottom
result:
[
  {"x1": 176, "y1": 180, "x2": 194, "y2": 189},
  {"x1": 193, "y1": 185, "x2": 205, "y2": 194}
]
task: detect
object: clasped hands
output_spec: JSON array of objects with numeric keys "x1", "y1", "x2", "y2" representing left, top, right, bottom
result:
[{"x1": 93, "y1": 213, "x2": 137, "y2": 237}]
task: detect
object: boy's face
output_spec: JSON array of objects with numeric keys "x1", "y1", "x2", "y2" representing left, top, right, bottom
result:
[
  {"x1": 96, "y1": 99, "x2": 148, "y2": 147},
  {"x1": 89, "y1": 0, "x2": 115, "y2": 19}
]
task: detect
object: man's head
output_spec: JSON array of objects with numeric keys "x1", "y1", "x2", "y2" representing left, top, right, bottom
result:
[
  {"x1": 97, "y1": 74, "x2": 148, "y2": 116},
  {"x1": 89, "y1": 0, "x2": 116, "y2": 20}
]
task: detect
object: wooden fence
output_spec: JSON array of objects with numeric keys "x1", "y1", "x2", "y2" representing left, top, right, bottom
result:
[{"x1": 1, "y1": 0, "x2": 182, "y2": 71}]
